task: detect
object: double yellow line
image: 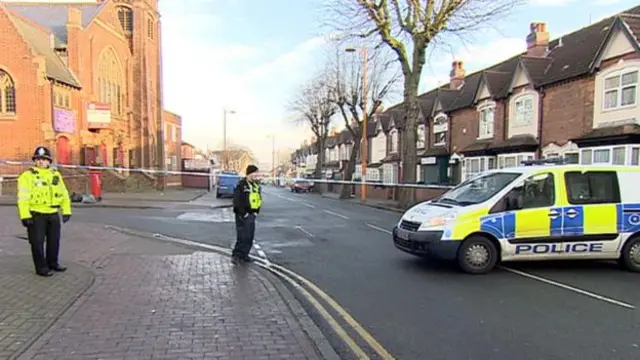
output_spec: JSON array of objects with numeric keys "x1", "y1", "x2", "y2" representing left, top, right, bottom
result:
[
  {"x1": 107, "y1": 226, "x2": 395, "y2": 359},
  {"x1": 264, "y1": 261, "x2": 395, "y2": 360}
]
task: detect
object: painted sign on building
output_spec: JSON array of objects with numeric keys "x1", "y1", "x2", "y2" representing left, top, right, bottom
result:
[
  {"x1": 53, "y1": 107, "x2": 75, "y2": 133},
  {"x1": 87, "y1": 102, "x2": 111, "y2": 129}
]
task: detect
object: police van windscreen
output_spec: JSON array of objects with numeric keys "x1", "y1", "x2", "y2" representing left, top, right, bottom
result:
[{"x1": 436, "y1": 172, "x2": 521, "y2": 206}]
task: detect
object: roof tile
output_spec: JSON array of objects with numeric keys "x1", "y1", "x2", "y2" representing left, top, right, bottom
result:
[
  {"x1": 5, "y1": 9, "x2": 80, "y2": 88},
  {"x1": 7, "y1": 4, "x2": 104, "y2": 45}
]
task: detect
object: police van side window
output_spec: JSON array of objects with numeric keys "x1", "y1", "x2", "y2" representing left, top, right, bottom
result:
[
  {"x1": 564, "y1": 171, "x2": 621, "y2": 205},
  {"x1": 490, "y1": 172, "x2": 555, "y2": 212}
]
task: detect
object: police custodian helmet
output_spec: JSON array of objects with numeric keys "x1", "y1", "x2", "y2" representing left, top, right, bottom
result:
[{"x1": 32, "y1": 146, "x2": 52, "y2": 161}]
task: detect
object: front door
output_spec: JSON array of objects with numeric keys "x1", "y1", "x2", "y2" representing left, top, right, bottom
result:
[{"x1": 56, "y1": 136, "x2": 70, "y2": 164}]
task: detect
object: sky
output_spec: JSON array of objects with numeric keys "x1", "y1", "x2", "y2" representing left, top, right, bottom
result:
[{"x1": 159, "y1": 0, "x2": 639, "y2": 167}]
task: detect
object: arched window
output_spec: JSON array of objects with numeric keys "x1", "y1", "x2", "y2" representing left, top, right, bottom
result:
[
  {"x1": 0, "y1": 70, "x2": 16, "y2": 115},
  {"x1": 116, "y1": 6, "x2": 133, "y2": 33},
  {"x1": 97, "y1": 48, "x2": 125, "y2": 116}
]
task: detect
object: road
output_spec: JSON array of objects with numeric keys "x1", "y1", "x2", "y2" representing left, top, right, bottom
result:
[{"x1": 70, "y1": 187, "x2": 640, "y2": 360}]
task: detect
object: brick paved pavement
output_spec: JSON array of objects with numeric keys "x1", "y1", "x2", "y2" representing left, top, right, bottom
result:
[{"x1": 0, "y1": 208, "x2": 324, "y2": 360}]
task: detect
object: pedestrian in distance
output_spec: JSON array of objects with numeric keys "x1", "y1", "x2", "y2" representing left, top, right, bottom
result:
[
  {"x1": 17, "y1": 146, "x2": 72, "y2": 277},
  {"x1": 231, "y1": 164, "x2": 262, "y2": 265}
]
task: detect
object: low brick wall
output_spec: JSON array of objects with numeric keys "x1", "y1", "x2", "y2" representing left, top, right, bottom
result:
[
  {"x1": 0, "y1": 165, "x2": 166, "y2": 196},
  {"x1": 349, "y1": 183, "x2": 450, "y2": 204},
  {"x1": 353, "y1": 184, "x2": 392, "y2": 200}
]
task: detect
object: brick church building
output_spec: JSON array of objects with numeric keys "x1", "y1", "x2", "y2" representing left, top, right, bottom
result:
[{"x1": 0, "y1": 0, "x2": 176, "y2": 171}]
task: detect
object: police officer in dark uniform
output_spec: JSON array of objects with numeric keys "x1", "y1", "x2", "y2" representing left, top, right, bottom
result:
[
  {"x1": 231, "y1": 164, "x2": 262, "y2": 264},
  {"x1": 17, "y1": 147, "x2": 72, "y2": 277}
]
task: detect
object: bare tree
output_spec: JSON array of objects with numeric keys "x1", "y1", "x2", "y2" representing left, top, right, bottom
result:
[
  {"x1": 289, "y1": 72, "x2": 337, "y2": 183},
  {"x1": 326, "y1": 42, "x2": 400, "y2": 199},
  {"x1": 326, "y1": 0, "x2": 523, "y2": 208}
]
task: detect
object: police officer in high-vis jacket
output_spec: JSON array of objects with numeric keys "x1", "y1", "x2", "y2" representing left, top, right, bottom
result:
[
  {"x1": 17, "y1": 146, "x2": 72, "y2": 277},
  {"x1": 231, "y1": 164, "x2": 262, "y2": 264}
]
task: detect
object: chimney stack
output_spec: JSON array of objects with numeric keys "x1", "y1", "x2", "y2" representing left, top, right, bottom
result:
[
  {"x1": 526, "y1": 22, "x2": 549, "y2": 57},
  {"x1": 449, "y1": 60, "x2": 465, "y2": 90},
  {"x1": 67, "y1": 7, "x2": 82, "y2": 27}
]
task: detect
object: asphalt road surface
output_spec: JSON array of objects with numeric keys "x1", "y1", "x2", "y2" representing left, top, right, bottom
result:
[{"x1": 70, "y1": 187, "x2": 640, "y2": 360}]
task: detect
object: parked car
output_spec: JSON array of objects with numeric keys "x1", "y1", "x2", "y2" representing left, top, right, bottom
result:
[
  {"x1": 290, "y1": 178, "x2": 312, "y2": 193},
  {"x1": 216, "y1": 171, "x2": 242, "y2": 198}
]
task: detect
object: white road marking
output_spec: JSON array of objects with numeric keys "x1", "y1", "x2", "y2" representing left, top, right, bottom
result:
[
  {"x1": 366, "y1": 223, "x2": 392, "y2": 234},
  {"x1": 500, "y1": 266, "x2": 636, "y2": 310},
  {"x1": 301, "y1": 202, "x2": 315, "y2": 208},
  {"x1": 252, "y1": 243, "x2": 271, "y2": 265},
  {"x1": 267, "y1": 192, "x2": 295, "y2": 201},
  {"x1": 176, "y1": 208, "x2": 233, "y2": 222},
  {"x1": 323, "y1": 209, "x2": 350, "y2": 220},
  {"x1": 295, "y1": 225, "x2": 315, "y2": 238}
]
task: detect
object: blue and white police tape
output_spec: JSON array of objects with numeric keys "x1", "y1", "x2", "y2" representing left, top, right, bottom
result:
[{"x1": 0, "y1": 159, "x2": 455, "y2": 190}]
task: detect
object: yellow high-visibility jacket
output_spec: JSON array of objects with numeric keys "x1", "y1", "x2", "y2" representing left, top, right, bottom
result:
[{"x1": 17, "y1": 167, "x2": 72, "y2": 220}]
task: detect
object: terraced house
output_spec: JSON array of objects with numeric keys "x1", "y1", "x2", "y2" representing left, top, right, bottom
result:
[
  {"x1": 292, "y1": 4, "x2": 640, "y2": 202},
  {"x1": 0, "y1": 0, "x2": 170, "y2": 172}
]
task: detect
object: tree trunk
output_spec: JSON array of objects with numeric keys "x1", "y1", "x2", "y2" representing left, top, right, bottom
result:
[
  {"x1": 397, "y1": 73, "x2": 421, "y2": 209},
  {"x1": 314, "y1": 137, "x2": 326, "y2": 193},
  {"x1": 339, "y1": 140, "x2": 361, "y2": 199}
]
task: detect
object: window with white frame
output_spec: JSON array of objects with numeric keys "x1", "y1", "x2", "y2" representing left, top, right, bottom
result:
[
  {"x1": 416, "y1": 124, "x2": 426, "y2": 149},
  {"x1": 383, "y1": 163, "x2": 394, "y2": 184},
  {"x1": 434, "y1": 114, "x2": 448, "y2": 146},
  {"x1": 416, "y1": 164, "x2": 423, "y2": 183},
  {"x1": 543, "y1": 144, "x2": 579, "y2": 164},
  {"x1": 498, "y1": 153, "x2": 535, "y2": 168},
  {"x1": 463, "y1": 156, "x2": 496, "y2": 180},
  {"x1": 603, "y1": 70, "x2": 638, "y2": 110},
  {"x1": 366, "y1": 167, "x2": 381, "y2": 182},
  {"x1": 390, "y1": 130, "x2": 399, "y2": 152},
  {"x1": 513, "y1": 95, "x2": 534, "y2": 125},
  {"x1": 478, "y1": 104, "x2": 494, "y2": 138},
  {"x1": 580, "y1": 145, "x2": 640, "y2": 165}
]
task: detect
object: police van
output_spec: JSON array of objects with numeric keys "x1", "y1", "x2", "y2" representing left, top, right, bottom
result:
[{"x1": 392, "y1": 159, "x2": 640, "y2": 274}]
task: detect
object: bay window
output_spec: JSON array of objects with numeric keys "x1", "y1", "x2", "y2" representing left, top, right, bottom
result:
[
  {"x1": 477, "y1": 104, "x2": 494, "y2": 139},
  {"x1": 497, "y1": 153, "x2": 535, "y2": 168},
  {"x1": 580, "y1": 145, "x2": 640, "y2": 165},
  {"x1": 603, "y1": 70, "x2": 638, "y2": 110},
  {"x1": 383, "y1": 163, "x2": 395, "y2": 184},
  {"x1": 390, "y1": 130, "x2": 399, "y2": 152},
  {"x1": 463, "y1": 156, "x2": 496, "y2": 180},
  {"x1": 513, "y1": 95, "x2": 534, "y2": 125},
  {"x1": 433, "y1": 114, "x2": 448, "y2": 146},
  {"x1": 416, "y1": 124, "x2": 426, "y2": 149}
]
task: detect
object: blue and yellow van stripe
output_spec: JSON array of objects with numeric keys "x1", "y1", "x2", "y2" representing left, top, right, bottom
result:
[{"x1": 475, "y1": 203, "x2": 640, "y2": 240}]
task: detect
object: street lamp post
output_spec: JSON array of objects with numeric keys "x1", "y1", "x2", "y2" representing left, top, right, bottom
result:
[
  {"x1": 267, "y1": 134, "x2": 276, "y2": 185},
  {"x1": 345, "y1": 46, "x2": 368, "y2": 202},
  {"x1": 223, "y1": 108, "x2": 235, "y2": 170}
]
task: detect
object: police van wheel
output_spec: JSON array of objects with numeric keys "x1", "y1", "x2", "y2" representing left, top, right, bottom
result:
[
  {"x1": 457, "y1": 236, "x2": 498, "y2": 275},
  {"x1": 620, "y1": 237, "x2": 640, "y2": 273}
]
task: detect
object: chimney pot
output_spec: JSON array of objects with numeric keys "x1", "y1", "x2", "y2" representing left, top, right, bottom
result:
[
  {"x1": 449, "y1": 59, "x2": 465, "y2": 90},
  {"x1": 526, "y1": 21, "x2": 549, "y2": 57}
]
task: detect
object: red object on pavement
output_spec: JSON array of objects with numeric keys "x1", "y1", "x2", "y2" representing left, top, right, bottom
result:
[{"x1": 89, "y1": 170, "x2": 102, "y2": 201}]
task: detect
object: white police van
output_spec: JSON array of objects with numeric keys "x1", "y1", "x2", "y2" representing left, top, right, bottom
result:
[{"x1": 392, "y1": 159, "x2": 640, "y2": 274}]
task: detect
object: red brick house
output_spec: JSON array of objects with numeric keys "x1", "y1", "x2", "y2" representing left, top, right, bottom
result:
[
  {"x1": 293, "y1": 5, "x2": 640, "y2": 202},
  {"x1": 0, "y1": 0, "x2": 170, "y2": 172}
]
